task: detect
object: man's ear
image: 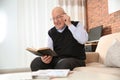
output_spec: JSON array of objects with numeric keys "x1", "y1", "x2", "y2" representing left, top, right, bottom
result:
[{"x1": 64, "y1": 19, "x2": 66, "y2": 22}]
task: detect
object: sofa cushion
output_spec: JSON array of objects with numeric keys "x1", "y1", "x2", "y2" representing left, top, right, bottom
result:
[
  {"x1": 73, "y1": 66, "x2": 120, "y2": 77},
  {"x1": 86, "y1": 62, "x2": 106, "y2": 67},
  {"x1": 95, "y1": 32, "x2": 120, "y2": 64},
  {"x1": 105, "y1": 39, "x2": 120, "y2": 67}
]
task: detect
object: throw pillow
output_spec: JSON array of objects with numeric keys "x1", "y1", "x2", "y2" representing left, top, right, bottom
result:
[{"x1": 105, "y1": 39, "x2": 120, "y2": 67}]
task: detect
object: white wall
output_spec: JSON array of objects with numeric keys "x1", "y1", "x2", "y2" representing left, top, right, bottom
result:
[{"x1": 0, "y1": 0, "x2": 58, "y2": 69}]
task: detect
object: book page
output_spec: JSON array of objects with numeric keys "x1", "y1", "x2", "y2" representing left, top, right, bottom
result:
[
  {"x1": 26, "y1": 48, "x2": 38, "y2": 54},
  {"x1": 32, "y1": 69, "x2": 70, "y2": 78}
]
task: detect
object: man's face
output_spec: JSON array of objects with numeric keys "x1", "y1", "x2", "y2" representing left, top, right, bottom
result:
[{"x1": 52, "y1": 12, "x2": 65, "y2": 30}]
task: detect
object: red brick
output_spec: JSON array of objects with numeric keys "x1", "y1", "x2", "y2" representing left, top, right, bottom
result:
[{"x1": 86, "y1": 0, "x2": 120, "y2": 35}]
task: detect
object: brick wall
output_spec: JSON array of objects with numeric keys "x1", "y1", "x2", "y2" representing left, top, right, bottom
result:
[{"x1": 86, "y1": 0, "x2": 120, "y2": 35}]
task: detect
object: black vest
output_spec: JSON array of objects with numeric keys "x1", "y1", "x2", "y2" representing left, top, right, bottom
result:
[{"x1": 48, "y1": 21, "x2": 86, "y2": 60}]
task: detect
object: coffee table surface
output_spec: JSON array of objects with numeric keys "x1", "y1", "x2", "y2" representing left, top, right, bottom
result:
[{"x1": 0, "y1": 71, "x2": 120, "y2": 80}]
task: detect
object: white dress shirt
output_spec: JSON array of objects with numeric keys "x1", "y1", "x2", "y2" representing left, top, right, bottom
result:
[{"x1": 47, "y1": 22, "x2": 88, "y2": 50}]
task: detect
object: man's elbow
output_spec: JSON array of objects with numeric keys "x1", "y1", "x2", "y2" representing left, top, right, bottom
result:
[{"x1": 80, "y1": 37, "x2": 88, "y2": 44}]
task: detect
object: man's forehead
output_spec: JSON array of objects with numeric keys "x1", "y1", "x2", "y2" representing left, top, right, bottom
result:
[{"x1": 52, "y1": 7, "x2": 65, "y2": 15}]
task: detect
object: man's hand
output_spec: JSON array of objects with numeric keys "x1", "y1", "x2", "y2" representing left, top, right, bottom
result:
[
  {"x1": 63, "y1": 14, "x2": 72, "y2": 26},
  {"x1": 41, "y1": 55, "x2": 53, "y2": 64}
]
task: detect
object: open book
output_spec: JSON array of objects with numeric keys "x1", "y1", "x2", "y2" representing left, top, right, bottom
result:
[
  {"x1": 26, "y1": 47, "x2": 57, "y2": 56},
  {"x1": 32, "y1": 69, "x2": 70, "y2": 78}
]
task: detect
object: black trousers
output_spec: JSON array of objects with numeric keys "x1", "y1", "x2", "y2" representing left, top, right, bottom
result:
[{"x1": 30, "y1": 57, "x2": 85, "y2": 71}]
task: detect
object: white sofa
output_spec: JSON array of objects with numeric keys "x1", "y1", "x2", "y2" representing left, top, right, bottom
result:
[
  {"x1": 0, "y1": 32, "x2": 120, "y2": 80},
  {"x1": 73, "y1": 32, "x2": 120, "y2": 77}
]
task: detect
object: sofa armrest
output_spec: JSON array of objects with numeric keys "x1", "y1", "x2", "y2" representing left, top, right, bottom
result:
[{"x1": 85, "y1": 52, "x2": 99, "y2": 63}]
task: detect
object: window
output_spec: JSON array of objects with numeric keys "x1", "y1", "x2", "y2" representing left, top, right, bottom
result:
[{"x1": 108, "y1": 0, "x2": 120, "y2": 14}]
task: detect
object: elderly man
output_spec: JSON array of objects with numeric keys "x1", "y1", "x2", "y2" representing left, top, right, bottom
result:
[{"x1": 30, "y1": 7, "x2": 88, "y2": 71}]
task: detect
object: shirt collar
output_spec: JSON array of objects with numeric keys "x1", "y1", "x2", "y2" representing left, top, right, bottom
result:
[{"x1": 56, "y1": 26, "x2": 66, "y2": 33}]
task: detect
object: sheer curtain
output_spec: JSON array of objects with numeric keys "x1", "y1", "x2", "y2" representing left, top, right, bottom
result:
[
  {"x1": 58, "y1": 0, "x2": 86, "y2": 27},
  {"x1": 17, "y1": 0, "x2": 58, "y2": 68},
  {"x1": 17, "y1": 0, "x2": 48, "y2": 67}
]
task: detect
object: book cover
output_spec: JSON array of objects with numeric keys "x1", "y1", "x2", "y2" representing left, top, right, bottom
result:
[{"x1": 26, "y1": 47, "x2": 57, "y2": 56}]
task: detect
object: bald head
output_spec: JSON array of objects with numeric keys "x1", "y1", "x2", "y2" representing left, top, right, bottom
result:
[
  {"x1": 51, "y1": 7, "x2": 67, "y2": 30},
  {"x1": 52, "y1": 7, "x2": 65, "y2": 16}
]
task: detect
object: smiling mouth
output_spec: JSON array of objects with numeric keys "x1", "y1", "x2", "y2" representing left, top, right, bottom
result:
[{"x1": 56, "y1": 22, "x2": 61, "y2": 26}]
